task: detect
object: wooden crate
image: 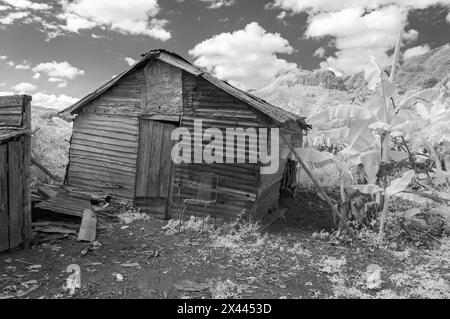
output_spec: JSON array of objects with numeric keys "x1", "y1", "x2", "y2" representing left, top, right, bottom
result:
[{"x1": 0, "y1": 95, "x2": 31, "y2": 252}]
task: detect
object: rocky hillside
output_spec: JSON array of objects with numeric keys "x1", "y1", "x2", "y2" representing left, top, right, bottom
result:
[
  {"x1": 253, "y1": 44, "x2": 450, "y2": 117},
  {"x1": 396, "y1": 44, "x2": 450, "y2": 91}
]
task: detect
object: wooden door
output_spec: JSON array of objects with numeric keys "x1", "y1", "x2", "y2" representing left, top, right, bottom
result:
[{"x1": 135, "y1": 120, "x2": 175, "y2": 219}]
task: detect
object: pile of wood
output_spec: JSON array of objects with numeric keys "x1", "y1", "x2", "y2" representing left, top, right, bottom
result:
[{"x1": 31, "y1": 183, "x2": 118, "y2": 244}]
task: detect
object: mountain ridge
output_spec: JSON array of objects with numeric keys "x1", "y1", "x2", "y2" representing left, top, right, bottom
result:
[{"x1": 253, "y1": 44, "x2": 450, "y2": 117}]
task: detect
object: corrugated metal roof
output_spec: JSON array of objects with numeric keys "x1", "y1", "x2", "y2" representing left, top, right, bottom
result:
[{"x1": 61, "y1": 49, "x2": 308, "y2": 127}]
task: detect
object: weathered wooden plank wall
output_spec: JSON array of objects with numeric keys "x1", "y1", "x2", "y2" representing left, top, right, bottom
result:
[
  {"x1": 0, "y1": 96, "x2": 24, "y2": 127},
  {"x1": 142, "y1": 60, "x2": 183, "y2": 115},
  {"x1": 173, "y1": 71, "x2": 279, "y2": 219},
  {"x1": 0, "y1": 95, "x2": 31, "y2": 252},
  {"x1": 66, "y1": 69, "x2": 144, "y2": 199}
]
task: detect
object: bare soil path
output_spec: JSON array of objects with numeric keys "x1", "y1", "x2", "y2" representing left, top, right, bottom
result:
[{"x1": 0, "y1": 192, "x2": 448, "y2": 299}]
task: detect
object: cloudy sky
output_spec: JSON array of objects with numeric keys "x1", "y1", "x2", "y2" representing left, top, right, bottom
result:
[{"x1": 0, "y1": 0, "x2": 449, "y2": 109}]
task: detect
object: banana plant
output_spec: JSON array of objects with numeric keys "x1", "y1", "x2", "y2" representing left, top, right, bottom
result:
[{"x1": 281, "y1": 25, "x2": 449, "y2": 237}]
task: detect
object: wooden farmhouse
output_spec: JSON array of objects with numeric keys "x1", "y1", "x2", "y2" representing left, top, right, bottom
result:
[{"x1": 60, "y1": 49, "x2": 309, "y2": 221}]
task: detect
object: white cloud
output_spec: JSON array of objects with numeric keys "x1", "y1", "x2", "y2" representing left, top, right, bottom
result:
[
  {"x1": 200, "y1": 0, "x2": 236, "y2": 9},
  {"x1": 269, "y1": 0, "x2": 450, "y2": 74},
  {"x1": 33, "y1": 72, "x2": 41, "y2": 79},
  {"x1": 32, "y1": 61, "x2": 85, "y2": 80},
  {"x1": 6, "y1": 61, "x2": 14, "y2": 67},
  {"x1": 403, "y1": 44, "x2": 431, "y2": 59},
  {"x1": 0, "y1": 91, "x2": 14, "y2": 96},
  {"x1": 59, "y1": 12, "x2": 97, "y2": 33},
  {"x1": 32, "y1": 92, "x2": 78, "y2": 110},
  {"x1": 270, "y1": 0, "x2": 450, "y2": 13},
  {"x1": 91, "y1": 33, "x2": 109, "y2": 39},
  {"x1": 189, "y1": 22, "x2": 297, "y2": 90},
  {"x1": 313, "y1": 47, "x2": 326, "y2": 58},
  {"x1": 0, "y1": 11, "x2": 30, "y2": 25},
  {"x1": 57, "y1": 82, "x2": 68, "y2": 88},
  {"x1": 447, "y1": 12, "x2": 450, "y2": 22},
  {"x1": 0, "y1": 55, "x2": 7, "y2": 60},
  {"x1": 59, "y1": 0, "x2": 171, "y2": 40},
  {"x1": 12, "y1": 82, "x2": 37, "y2": 93},
  {"x1": 15, "y1": 60, "x2": 32, "y2": 70},
  {"x1": 48, "y1": 77, "x2": 65, "y2": 82},
  {"x1": 277, "y1": 11, "x2": 287, "y2": 19},
  {"x1": 1, "y1": 0, "x2": 50, "y2": 11},
  {"x1": 0, "y1": 5, "x2": 9, "y2": 11},
  {"x1": 124, "y1": 57, "x2": 137, "y2": 66}
]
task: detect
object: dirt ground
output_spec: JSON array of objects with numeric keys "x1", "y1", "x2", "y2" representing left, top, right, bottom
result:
[{"x1": 1, "y1": 192, "x2": 449, "y2": 299}]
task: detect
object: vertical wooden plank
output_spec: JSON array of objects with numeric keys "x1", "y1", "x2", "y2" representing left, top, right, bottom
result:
[
  {"x1": 165, "y1": 134, "x2": 175, "y2": 220},
  {"x1": 147, "y1": 121, "x2": 163, "y2": 197},
  {"x1": 22, "y1": 96, "x2": 32, "y2": 246},
  {"x1": 8, "y1": 139, "x2": 23, "y2": 249},
  {"x1": 159, "y1": 123, "x2": 175, "y2": 196},
  {"x1": 135, "y1": 120, "x2": 153, "y2": 197},
  {"x1": 0, "y1": 143, "x2": 9, "y2": 251}
]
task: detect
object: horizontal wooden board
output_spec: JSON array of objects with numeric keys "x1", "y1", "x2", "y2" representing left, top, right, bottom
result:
[
  {"x1": 0, "y1": 114, "x2": 22, "y2": 127},
  {"x1": 69, "y1": 149, "x2": 137, "y2": 166},
  {"x1": 0, "y1": 95, "x2": 23, "y2": 107},
  {"x1": 0, "y1": 105, "x2": 22, "y2": 115}
]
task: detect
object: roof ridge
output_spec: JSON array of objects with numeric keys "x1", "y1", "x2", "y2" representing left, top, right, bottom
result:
[{"x1": 60, "y1": 49, "x2": 309, "y2": 128}]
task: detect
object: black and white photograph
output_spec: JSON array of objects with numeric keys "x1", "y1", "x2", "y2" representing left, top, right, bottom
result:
[{"x1": 0, "y1": 0, "x2": 449, "y2": 303}]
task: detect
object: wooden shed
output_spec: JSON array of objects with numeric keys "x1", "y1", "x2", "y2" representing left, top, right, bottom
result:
[
  {"x1": 60, "y1": 50, "x2": 308, "y2": 220},
  {"x1": 0, "y1": 95, "x2": 32, "y2": 252}
]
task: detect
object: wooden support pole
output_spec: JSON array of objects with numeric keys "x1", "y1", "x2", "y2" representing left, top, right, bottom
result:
[
  {"x1": 280, "y1": 135, "x2": 346, "y2": 230},
  {"x1": 31, "y1": 155, "x2": 62, "y2": 183}
]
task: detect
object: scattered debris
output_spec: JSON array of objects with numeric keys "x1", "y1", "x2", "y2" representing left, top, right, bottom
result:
[
  {"x1": 81, "y1": 248, "x2": 90, "y2": 257},
  {"x1": 26, "y1": 265, "x2": 42, "y2": 271},
  {"x1": 118, "y1": 208, "x2": 149, "y2": 224},
  {"x1": 120, "y1": 263, "x2": 140, "y2": 268},
  {"x1": 174, "y1": 280, "x2": 210, "y2": 292},
  {"x1": 21, "y1": 280, "x2": 38, "y2": 287},
  {"x1": 114, "y1": 273, "x2": 124, "y2": 282},
  {"x1": 33, "y1": 226, "x2": 76, "y2": 235},
  {"x1": 92, "y1": 241, "x2": 102, "y2": 248}
]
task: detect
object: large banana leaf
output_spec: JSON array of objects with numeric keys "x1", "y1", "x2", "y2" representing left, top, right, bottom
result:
[
  {"x1": 307, "y1": 104, "x2": 375, "y2": 126},
  {"x1": 386, "y1": 170, "x2": 415, "y2": 196},
  {"x1": 398, "y1": 88, "x2": 439, "y2": 110},
  {"x1": 281, "y1": 147, "x2": 335, "y2": 168}
]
